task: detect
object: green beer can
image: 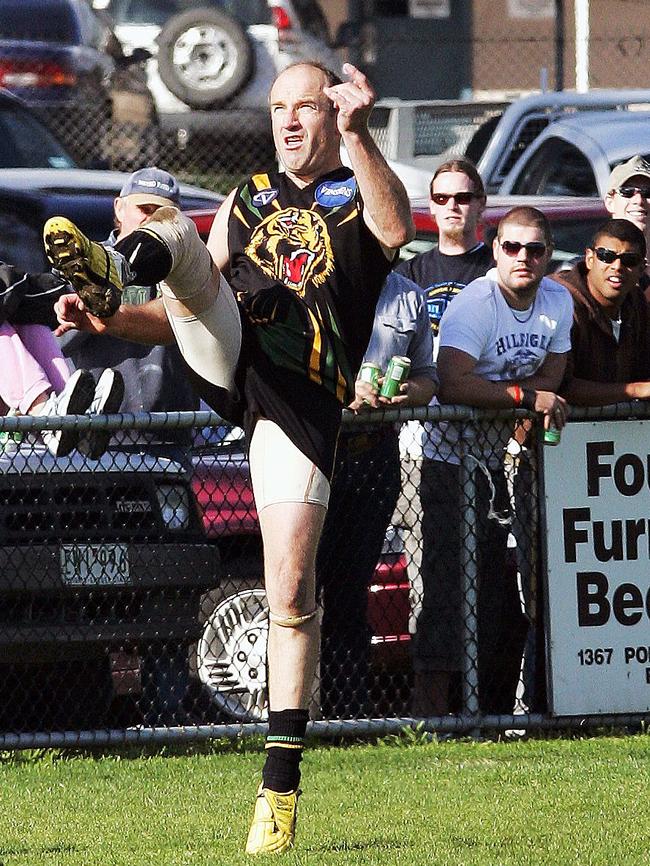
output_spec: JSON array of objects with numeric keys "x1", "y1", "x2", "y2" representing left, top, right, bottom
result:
[
  {"x1": 543, "y1": 424, "x2": 561, "y2": 446},
  {"x1": 359, "y1": 362, "x2": 382, "y2": 390},
  {"x1": 380, "y1": 355, "x2": 411, "y2": 398}
]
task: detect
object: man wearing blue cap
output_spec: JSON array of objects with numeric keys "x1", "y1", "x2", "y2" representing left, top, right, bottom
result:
[
  {"x1": 59, "y1": 167, "x2": 199, "y2": 459},
  {"x1": 114, "y1": 167, "x2": 181, "y2": 239}
]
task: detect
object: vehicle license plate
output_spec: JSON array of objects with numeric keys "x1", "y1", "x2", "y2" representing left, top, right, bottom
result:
[{"x1": 60, "y1": 543, "x2": 129, "y2": 586}]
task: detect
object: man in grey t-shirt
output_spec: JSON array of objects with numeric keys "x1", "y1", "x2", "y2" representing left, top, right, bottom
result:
[{"x1": 434, "y1": 205, "x2": 571, "y2": 716}]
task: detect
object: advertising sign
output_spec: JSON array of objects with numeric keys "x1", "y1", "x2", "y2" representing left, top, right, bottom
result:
[{"x1": 543, "y1": 420, "x2": 650, "y2": 715}]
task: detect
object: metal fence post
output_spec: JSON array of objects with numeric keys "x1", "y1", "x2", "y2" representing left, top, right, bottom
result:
[{"x1": 459, "y1": 421, "x2": 481, "y2": 734}]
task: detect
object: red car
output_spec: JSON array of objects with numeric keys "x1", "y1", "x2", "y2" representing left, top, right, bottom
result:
[{"x1": 189, "y1": 424, "x2": 411, "y2": 723}]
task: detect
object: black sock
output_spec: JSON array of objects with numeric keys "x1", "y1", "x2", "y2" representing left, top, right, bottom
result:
[
  {"x1": 262, "y1": 709, "x2": 309, "y2": 793},
  {"x1": 115, "y1": 230, "x2": 173, "y2": 285}
]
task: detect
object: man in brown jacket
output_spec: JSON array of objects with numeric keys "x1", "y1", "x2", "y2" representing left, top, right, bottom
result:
[{"x1": 553, "y1": 218, "x2": 650, "y2": 405}]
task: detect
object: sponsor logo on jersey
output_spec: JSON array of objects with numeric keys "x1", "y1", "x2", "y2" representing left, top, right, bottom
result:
[
  {"x1": 252, "y1": 188, "x2": 279, "y2": 207},
  {"x1": 315, "y1": 179, "x2": 357, "y2": 208}
]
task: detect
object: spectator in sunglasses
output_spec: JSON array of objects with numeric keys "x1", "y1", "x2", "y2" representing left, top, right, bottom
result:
[
  {"x1": 396, "y1": 157, "x2": 493, "y2": 349},
  {"x1": 552, "y1": 219, "x2": 650, "y2": 405},
  {"x1": 392, "y1": 157, "x2": 494, "y2": 717},
  {"x1": 424, "y1": 206, "x2": 573, "y2": 717},
  {"x1": 604, "y1": 155, "x2": 650, "y2": 293}
]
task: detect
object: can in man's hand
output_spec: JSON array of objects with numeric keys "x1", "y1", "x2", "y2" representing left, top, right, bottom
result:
[
  {"x1": 359, "y1": 362, "x2": 382, "y2": 390},
  {"x1": 380, "y1": 356, "x2": 411, "y2": 398},
  {"x1": 543, "y1": 423, "x2": 561, "y2": 446}
]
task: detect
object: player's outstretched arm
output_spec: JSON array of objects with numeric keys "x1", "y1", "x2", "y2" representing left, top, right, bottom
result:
[{"x1": 55, "y1": 293, "x2": 174, "y2": 345}]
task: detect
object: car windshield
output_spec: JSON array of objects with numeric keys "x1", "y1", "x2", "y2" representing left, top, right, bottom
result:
[
  {"x1": 0, "y1": 1, "x2": 79, "y2": 43},
  {"x1": 511, "y1": 138, "x2": 599, "y2": 196},
  {"x1": 0, "y1": 103, "x2": 76, "y2": 169}
]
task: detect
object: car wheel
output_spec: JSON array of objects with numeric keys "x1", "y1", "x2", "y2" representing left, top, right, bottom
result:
[
  {"x1": 156, "y1": 7, "x2": 254, "y2": 109},
  {"x1": 197, "y1": 579, "x2": 269, "y2": 722}
]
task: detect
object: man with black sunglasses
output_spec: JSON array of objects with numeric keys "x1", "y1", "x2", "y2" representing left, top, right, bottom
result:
[
  {"x1": 604, "y1": 155, "x2": 650, "y2": 294},
  {"x1": 553, "y1": 219, "x2": 650, "y2": 405},
  {"x1": 437, "y1": 206, "x2": 572, "y2": 419},
  {"x1": 393, "y1": 157, "x2": 494, "y2": 716},
  {"x1": 396, "y1": 157, "x2": 494, "y2": 344},
  {"x1": 431, "y1": 206, "x2": 573, "y2": 717}
]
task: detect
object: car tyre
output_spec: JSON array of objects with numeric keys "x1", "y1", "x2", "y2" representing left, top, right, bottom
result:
[
  {"x1": 156, "y1": 7, "x2": 254, "y2": 109},
  {"x1": 196, "y1": 578, "x2": 269, "y2": 722}
]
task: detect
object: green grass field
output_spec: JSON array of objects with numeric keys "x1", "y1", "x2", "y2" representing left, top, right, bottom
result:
[{"x1": 1, "y1": 732, "x2": 649, "y2": 866}]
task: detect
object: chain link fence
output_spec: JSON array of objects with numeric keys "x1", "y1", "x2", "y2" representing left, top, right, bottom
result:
[
  {"x1": 4, "y1": 8, "x2": 645, "y2": 195},
  {"x1": 31, "y1": 97, "x2": 275, "y2": 196},
  {"x1": 1, "y1": 405, "x2": 647, "y2": 749}
]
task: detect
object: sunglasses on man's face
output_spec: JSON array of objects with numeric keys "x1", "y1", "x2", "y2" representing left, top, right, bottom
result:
[
  {"x1": 615, "y1": 186, "x2": 650, "y2": 200},
  {"x1": 499, "y1": 240, "x2": 547, "y2": 260},
  {"x1": 430, "y1": 191, "x2": 478, "y2": 206},
  {"x1": 593, "y1": 247, "x2": 644, "y2": 267}
]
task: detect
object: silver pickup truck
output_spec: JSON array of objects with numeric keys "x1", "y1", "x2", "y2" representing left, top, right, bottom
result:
[{"x1": 368, "y1": 89, "x2": 650, "y2": 197}]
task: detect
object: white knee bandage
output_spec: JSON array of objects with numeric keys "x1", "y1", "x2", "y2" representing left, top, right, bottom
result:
[
  {"x1": 141, "y1": 207, "x2": 213, "y2": 299},
  {"x1": 269, "y1": 609, "x2": 317, "y2": 628},
  {"x1": 163, "y1": 272, "x2": 241, "y2": 392}
]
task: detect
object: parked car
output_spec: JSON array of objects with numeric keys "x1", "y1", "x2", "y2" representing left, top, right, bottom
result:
[
  {"x1": 368, "y1": 90, "x2": 650, "y2": 199},
  {"x1": 0, "y1": 442, "x2": 218, "y2": 733},
  {"x1": 404, "y1": 194, "x2": 609, "y2": 269},
  {"x1": 94, "y1": 0, "x2": 339, "y2": 140},
  {"x1": 0, "y1": 90, "x2": 77, "y2": 171},
  {"x1": 0, "y1": 0, "x2": 157, "y2": 169},
  {"x1": 477, "y1": 90, "x2": 650, "y2": 194},
  {"x1": 0, "y1": 167, "x2": 223, "y2": 273},
  {"x1": 189, "y1": 422, "x2": 411, "y2": 723},
  {"x1": 498, "y1": 111, "x2": 650, "y2": 198}
]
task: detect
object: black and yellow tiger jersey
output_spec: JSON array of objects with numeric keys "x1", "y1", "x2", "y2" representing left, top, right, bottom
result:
[
  {"x1": 229, "y1": 166, "x2": 390, "y2": 403},
  {"x1": 227, "y1": 166, "x2": 391, "y2": 475}
]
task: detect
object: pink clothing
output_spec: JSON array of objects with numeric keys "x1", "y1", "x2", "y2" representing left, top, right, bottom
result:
[{"x1": 0, "y1": 323, "x2": 70, "y2": 414}]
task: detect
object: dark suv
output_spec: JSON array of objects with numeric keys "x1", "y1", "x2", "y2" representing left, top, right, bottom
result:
[
  {"x1": 0, "y1": 90, "x2": 77, "y2": 170},
  {"x1": 0, "y1": 0, "x2": 157, "y2": 169},
  {"x1": 0, "y1": 441, "x2": 218, "y2": 732}
]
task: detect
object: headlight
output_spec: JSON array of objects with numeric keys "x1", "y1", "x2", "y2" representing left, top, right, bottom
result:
[{"x1": 156, "y1": 484, "x2": 190, "y2": 530}]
